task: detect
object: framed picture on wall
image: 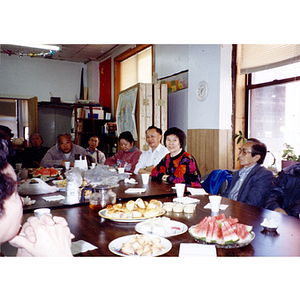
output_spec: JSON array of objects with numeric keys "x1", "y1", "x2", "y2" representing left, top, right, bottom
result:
[
  {"x1": 116, "y1": 85, "x2": 138, "y2": 140},
  {"x1": 158, "y1": 70, "x2": 188, "y2": 93}
]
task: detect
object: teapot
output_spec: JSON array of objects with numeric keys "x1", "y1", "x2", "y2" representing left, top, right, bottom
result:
[{"x1": 88, "y1": 185, "x2": 116, "y2": 211}]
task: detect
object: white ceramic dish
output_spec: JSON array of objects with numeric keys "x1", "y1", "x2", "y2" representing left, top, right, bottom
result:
[
  {"x1": 260, "y1": 218, "x2": 278, "y2": 231},
  {"x1": 108, "y1": 235, "x2": 172, "y2": 257},
  {"x1": 135, "y1": 219, "x2": 188, "y2": 237}
]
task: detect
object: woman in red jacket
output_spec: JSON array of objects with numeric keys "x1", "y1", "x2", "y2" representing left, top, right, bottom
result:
[
  {"x1": 151, "y1": 127, "x2": 201, "y2": 187},
  {"x1": 104, "y1": 131, "x2": 142, "y2": 173}
]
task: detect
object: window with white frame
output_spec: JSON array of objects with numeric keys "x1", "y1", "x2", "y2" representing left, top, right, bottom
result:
[
  {"x1": 120, "y1": 46, "x2": 152, "y2": 91},
  {"x1": 242, "y1": 45, "x2": 300, "y2": 170}
]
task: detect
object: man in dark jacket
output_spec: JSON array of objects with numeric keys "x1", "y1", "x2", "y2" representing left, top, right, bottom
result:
[
  {"x1": 221, "y1": 138, "x2": 273, "y2": 208},
  {"x1": 264, "y1": 163, "x2": 300, "y2": 217},
  {"x1": 23, "y1": 133, "x2": 49, "y2": 168}
]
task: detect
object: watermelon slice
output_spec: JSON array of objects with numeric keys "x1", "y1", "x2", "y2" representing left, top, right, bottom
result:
[
  {"x1": 210, "y1": 221, "x2": 218, "y2": 243},
  {"x1": 50, "y1": 168, "x2": 59, "y2": 177},
  {"x1": 205, "y1": 221, "x2": 216, "y2": 243},
  {"x1": 197, "y1": 220, "x2": 210, "y2": 240},
  {"x1": 227, "y1": 216, "x2": 239, "y2": 225},
  {"x1": 232, "y1": 223, "x2": 252, "y2": 243},
  {"x1": 221, "y1": 220, "x2": 239, "y2": 244},
  {"x1": 216, "y1": 222, "x2": 224, "y2": 244},
  {"x1": 194, "y1": 216, "x2": 211, "y2": 231},
  {"x1": 215, "y1": 213, "x2": 226, "y2": 221}
]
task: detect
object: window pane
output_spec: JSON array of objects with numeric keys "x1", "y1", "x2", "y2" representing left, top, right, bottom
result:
[
  {"x1": 120, "y1": 54, "x2": 138, "y2": 90},
  {"x1": 138, "y1": 47, "x2": 152, "y2": 83},
  {"x1": 249, "y1": 81, "x2": 300, "y2": 169},
  {"x1": 120, "y1": 46, "x2": 152, "y2": 91},
  {"x1": 252, "y1": 61, "x2": 300, "y2": 84}
]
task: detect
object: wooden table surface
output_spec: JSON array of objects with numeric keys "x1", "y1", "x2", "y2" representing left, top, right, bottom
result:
[{"x1": 21, "y1": 193, "x2": 300, "y2": 257}]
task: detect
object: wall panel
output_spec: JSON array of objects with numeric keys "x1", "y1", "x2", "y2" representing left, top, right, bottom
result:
[{"x1": 187, "y1": 129, "x2": 233, "y2": 177}]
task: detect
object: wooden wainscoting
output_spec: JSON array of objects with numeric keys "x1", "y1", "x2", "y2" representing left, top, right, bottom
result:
[{"x1": 187, "y1": 129, "x2": 233, "y2": 177}]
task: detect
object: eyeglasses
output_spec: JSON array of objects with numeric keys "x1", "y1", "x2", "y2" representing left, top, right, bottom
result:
[{"x1": 238, "y1": 148, "x2": 252, "y2": 156}]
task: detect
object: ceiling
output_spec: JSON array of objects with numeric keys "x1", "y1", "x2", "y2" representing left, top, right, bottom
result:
[{"x1": 0, "y1": 44, "x2": 122, "y2": 64}]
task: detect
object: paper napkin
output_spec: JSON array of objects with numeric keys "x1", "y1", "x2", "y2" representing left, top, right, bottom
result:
[
  {"x1": 203, "y1": 203, "x2": 228, "y2": 210},
  {"x1": 173, "y1": 197, "x2": 200, "y2": 204},
  {"x1": 71, "y1": 240, "x2": 98, "y2": 255},
  {"x1": 22, "y1": 196, "x2": 36, "y2": 206},
  {"x1": 124, "y1": 178, "x2": 138, "y2": 184},
  {"x1": 42, "y1": 195, "x2": 65, "y2": 201},
  {"x1": 124, "y1": 188, "x2": 146, "y2": 193},
  {"x1": 179, "y1": 243, "x2": 216, "y2": 257},
  {"x1": 187, "y1": 187, "x2": 208, "y2": 195}
]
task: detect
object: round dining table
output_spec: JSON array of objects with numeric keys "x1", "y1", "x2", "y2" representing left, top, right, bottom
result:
[{"x1": 10, "y1": 173, "x2": 300, "y2": 257}]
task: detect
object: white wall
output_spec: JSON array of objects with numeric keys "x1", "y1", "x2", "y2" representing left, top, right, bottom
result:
[
  {"x1": 155, "y1": 44, "x2": 189, "y2": 78},
  {"x1": 0, "y1": 44, "x2": 233, "y2": 130},
  {"x1": 87, "y1": 60, "x2": 99, "y2": 101},
  {"x1": 154, "y1": 44, "x2": 232, "y2": 130},
  {"x1": 219, "y1": 44, "x2": 233, "y2": 130},
  {"x1": 188, "y1": 44, "x2": 222, "y2": 129},
  {"x1": 0, "y1": 53, "x2": 87, "y2": 102}
]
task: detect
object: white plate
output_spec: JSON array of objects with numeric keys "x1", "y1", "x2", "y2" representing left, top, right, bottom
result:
[
  {"x1": 108, "y1": 235, "x2": 172, "y2": 257},
  {"x1": 98, "y1": 208, "x2": 166, "y2": 223},
  {"x1": 135, "y1": 220, "x2": 188, "y2": 237}
]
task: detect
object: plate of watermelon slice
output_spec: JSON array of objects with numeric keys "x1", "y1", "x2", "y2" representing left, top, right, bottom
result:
[
  {"x1": 31, "y1": 167, "x2": 62, "y2": 181},
  {"x1": 189, "y1": 213, "x2": 255, "y2": 248}
]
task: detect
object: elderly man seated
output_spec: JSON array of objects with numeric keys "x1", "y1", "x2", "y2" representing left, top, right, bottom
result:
[
  {"x1": 221, "y1": 138, "x2": 273, "y2": 208},
  {"x1": 40, "y1": 133, "x2": 94, "y2": 168},
  {"x1": 264, "y1": 163, "x2": 300, "y2": 217},
  {"x1": 23, "y1": 133, "x2": 49, "y2": 168}
]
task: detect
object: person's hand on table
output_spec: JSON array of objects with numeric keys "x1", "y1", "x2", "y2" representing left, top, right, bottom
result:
[
  {"x1": 9, "y1": 214, "x2": 74, "y2": 257},
  {"x1": 138, "y1": 165, "x2": 154, "y2": 175},
  {"x1": 274, "y1": 207, "x2": 288, "y2": 215},
  {"x1": 162, "y1": 174, "x2": 170, "y2": 182}
]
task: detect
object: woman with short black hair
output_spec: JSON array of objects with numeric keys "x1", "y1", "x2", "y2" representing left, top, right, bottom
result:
[
  {"x1": 151, "y1": 127, "x2": 201, "y2": 187},
  {"x1": 104, "y1": 131, "x2": 142, "y2": 173}
]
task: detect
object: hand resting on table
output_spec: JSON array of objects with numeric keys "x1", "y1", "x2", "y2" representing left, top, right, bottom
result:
[{"x1": 9, "y1": 214, "x2": 74, "y2": 257}]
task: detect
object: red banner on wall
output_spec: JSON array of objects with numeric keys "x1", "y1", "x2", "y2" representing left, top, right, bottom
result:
[{"x1": 99, "y1": 57, "x2": 111, "y2": 109}]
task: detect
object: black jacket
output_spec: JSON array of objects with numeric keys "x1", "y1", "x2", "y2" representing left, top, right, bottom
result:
[
  {"x1": 222, "y1": 164, "x2": 273, "y2": 208},
  {"x1": 264, "y1": 163, "x2": 300, "y2": 217}
]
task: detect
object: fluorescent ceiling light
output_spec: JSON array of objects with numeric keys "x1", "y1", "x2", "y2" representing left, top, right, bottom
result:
[{"x1": 10, "y1": 44, "x2": 60, "y2": 51}]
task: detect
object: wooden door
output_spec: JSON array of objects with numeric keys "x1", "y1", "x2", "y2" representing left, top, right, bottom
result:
[{"x1": 28, "y1": 96, "x2": 38, "y2": 135}]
